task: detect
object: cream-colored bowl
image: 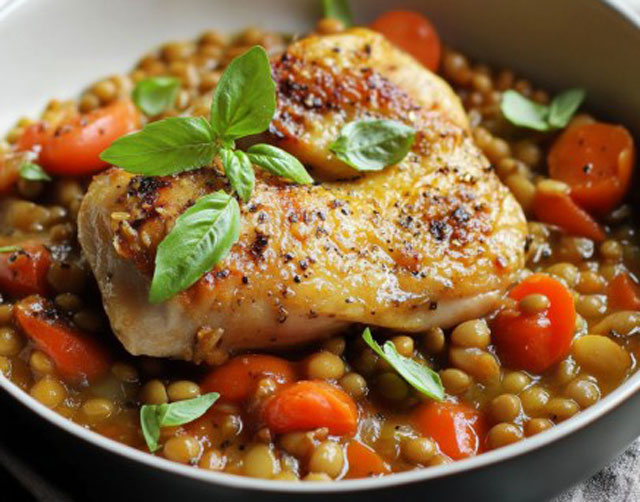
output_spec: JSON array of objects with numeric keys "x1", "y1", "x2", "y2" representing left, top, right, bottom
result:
[{"x1": 1, "y1": 1, "x2": 640, "y2": 500}]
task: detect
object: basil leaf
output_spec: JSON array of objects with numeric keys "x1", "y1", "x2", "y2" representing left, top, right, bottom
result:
[
  {"x1": 322, "y1": 0, "x2": 353, "y2": 27},
  {"x1": 329, "y1": 119, "x2": 415, "y2": 171},
  {"x1": 209, "y1": 46, "x2": 276, "y2": 140},
  {"x1": 140, "y1": 405, "x2": 161, "y2": 452},
  {"x1": 19, "y1": 162, "x2": 51, "y2": 181},
  {"x1": 140, "y1": 393, "x2": 219, "y2": 452},
  {"x1": 100, "y1": 116, "x2": 217, "y2": 175},
  {"x1": 548, "y1": 88, "x2": 586, "y2": 129},
  {"x1": 149, "y1": 191, "x2": 240, "y2": 303},
  {"x1": 500, "y1": 90, "x2": 550, "y2": 131},
  {"x1": 246, "y1": 144, "x2": 313, "y2": 184},
  {"x1": 156, "y1": 392, "x2": 220, "y2": 427},
  {"x1": 362, "y1": 328, "x2": 444, "y2": 401},
  {"x1": 132, "y1": 76, "x2": 180, "y2": 116},
  {"x1": 0, "y1": 246, "x2": 20, "y2": 253},
  {"x1": 221, "y1": 148, "x2": 255, "y2": 203}
]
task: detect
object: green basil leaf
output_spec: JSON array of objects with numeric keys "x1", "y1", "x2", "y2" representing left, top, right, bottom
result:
[
  {"x1": 322, "y1": 0, "x2": 353, "y2": 27},
  {"x1": 140, "y1": 405, "x2": 161, "y2": 452},
  {"x1": 100, "y1": 116, "x2": 217, "y2": 175},
  {"x1": 0, "y1": 246, "x2": 20, "y2": 253},
  {"x1": 246, "y1": 144, "x2": 313, "y2": 184},
  {"x1": 548, "y1": 88, "x2": 586, "y2": 129},
  {"x1": 149, "y1": 191, "x2": 240, "y2": 303},
  {"x1": 19, "y1": 162, "x2": 51, "y2": 181},
  {"x1": 329, "y1": 119, "x2": 415, "y2": 171},
  {"x1": 362, "y1": 328, "x2": 444, "y2": 401},
  {"x1": 500, "y1": 90, "x2": 550, "y2": 131},
  {"x1": 140, "y1": 393, "x2": 219, "y2": 452},
  {"x1": 156, "y1": 392, "x2": 220, "y2": 427},
  {"x1": 209, "y1": 46, "x2": 276, "y2": 140},
  {"x1": 221, "y1": 148, "x2": 255, "y2": 203},
  {"x1": 132, "y1": 76, "x2": 181, "y2": 116}
]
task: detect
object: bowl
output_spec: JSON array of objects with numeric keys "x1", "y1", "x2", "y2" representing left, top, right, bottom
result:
[{"x1": 1, "y1": 1, "x2": 640, "y2": 500}]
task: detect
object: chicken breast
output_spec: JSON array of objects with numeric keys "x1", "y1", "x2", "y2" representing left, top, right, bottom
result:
[{"x1": 78, "y1": 28, "x2": 526, "y2": 362}]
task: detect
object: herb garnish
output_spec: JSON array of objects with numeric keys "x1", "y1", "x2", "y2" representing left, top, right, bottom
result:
[
  {"x1": 149, "y1": 191, "x2": 240, "y2": 304},
  {"x1": 500, "y1": 88, "x2": 585, "y2": 132},
  {"x1": 101, "y1": 46, "x2": 312, "y2": 303},
  {"x1": 0, "y1": 245, "x2": 20, "y2": 253},
  {"x1": 19, "y1": 162, "x2": 51, "y2": 182},
  {"x1": 132, "y1": 76, "x2": 181, "y2": 116},
  {"x1": 140, "y1": 392, "x2": 219, "y2": 452},
  {"x1": 362, "y1": 328, "x2": 444, "y2": 401},
  {"x1": 330, "y1": 119, "x2": 416, "y2": 171},
  {"x1": 322, "y1": 0, "x2": 353, "y2": 27}
]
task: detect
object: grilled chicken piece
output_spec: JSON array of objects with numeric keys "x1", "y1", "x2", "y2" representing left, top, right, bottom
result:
[{"x1": 78, "y1": 28, "x2": 526, "y2": 361}]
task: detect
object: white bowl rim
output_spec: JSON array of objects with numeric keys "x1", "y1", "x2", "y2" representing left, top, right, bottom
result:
[{"x1": 1, "y1": 0, "x2": 640, "y2": 495}]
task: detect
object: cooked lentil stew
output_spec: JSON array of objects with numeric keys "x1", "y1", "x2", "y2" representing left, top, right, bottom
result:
[{"x1": 1, "y1": 7, "x2": 639, "y2": 482}]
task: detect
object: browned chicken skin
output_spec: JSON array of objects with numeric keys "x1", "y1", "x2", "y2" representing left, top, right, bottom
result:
[{"x1": 78, "y1": 29, "x2": 526, "y2": 361}]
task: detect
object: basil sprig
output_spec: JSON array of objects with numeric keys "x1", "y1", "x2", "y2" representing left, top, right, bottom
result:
[
  {"x1": 322, "y1": 0, "x2": 353, "y2": 27},
  {"x1": 220, "y1": 149, "x2": 255, "y2": 203},
  {"x1": 500, "y1": 88, "x2": 585, "y2": 132},
  {"x1": 140, "y1": 392, "x2": 219, "y2": 452},
  {"x1": 101, "y1": 45, "x2": 314, "y2": 302},
  {"x1": 362, "y1": 328, "x2": 444, "y2": 401},
  {"x1": 330, "y1": 119, "x2": 416, "y2": 171},
  {"x1": 132, "y1": 76, "x2": 181, "y2": 116},
  {"x1": 149, "y1": 191, "x2": 240, "y2": 304},
  {"x1": 19, "y1": 162, "x2": 51, "y2": 182},
  {"x1": 102, "y1": 116, "x2": 218, "y2": 176},
  {"x1": 101, "y1": 46, "x2": 312, "y2": 190},
  {"x1": 210, "y1": 46, "x2": 276, "y2": 140}
]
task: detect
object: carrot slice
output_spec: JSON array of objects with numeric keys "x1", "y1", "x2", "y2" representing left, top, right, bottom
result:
[
  {"x1": 15, "y1": 296, "x2": 110, "y2": 383},
  {"x1": 0, "y1": 243, "x2": 51, "y2": 297},
  {"x1": 370, "y1": 10, "x2": 441, "y2": 71},
  {"x1": 548, "y1": 122, "x2": 635, "y2": 214},
  {"x1": 607, "y1": 273, "x2": 640, "y2": 311},
  {"x1": 17, "y1": 100, "x2": 139, "y2": 176},
  {"x1": 492, "y1": 273, "x2": 576, "y2": 373},
  {"x1": 262, "y1": 380, "x2": 358, "y2": 436},
  {"x1": 201, "y1": 354, "x2": 297, "y2": 403},
  {"x1": 412, "y1": 401, "x2": 486, "y2": 460},
  {"x1": 533, "y1": 188, "x2": 605, "y2": 242},
  {"x1": 345, "y1": 440, "x2": 390, "y2": 478}
]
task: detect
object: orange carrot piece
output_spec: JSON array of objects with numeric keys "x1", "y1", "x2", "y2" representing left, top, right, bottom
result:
[
  {"x1": 548, "y1": 122, "x2": 635, "y2": 214},
  {"x1": 15, "y1": 296, "x2": 110, "y2": 383},
  {"x1": 262, "y1": 380, "x2": 358, "y2": 436},
  {"x1": 18, "y1": 100, "x2": 139, "y2": 176},
  {"x1": 412, "y1": 401, "x2": 486, "y2": 460},
  {"x1": 607, "y1": 273, "x2": 640, "y2": 311},
  {"x1": 201, "y1": 354, "x2": 297, "y2": 403},
  {"x1": 492, "y1": 273, "x2": 576, "y2": 373},
  {"x1": 533, "y1": 188, "x2": 605, "y2": 242},
  {"x1": 370, "y1": 10, "x2": 442, "y2": 71},
  {"x1": 0, "y1": 243, "x2": 51, "y2": 297},
  {"x1": 345, "y1": 440, "x2": 390, "y2": 478}
]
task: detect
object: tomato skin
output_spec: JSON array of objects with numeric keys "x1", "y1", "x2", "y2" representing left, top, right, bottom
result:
[
  {"x1": 0, "y1": 243, "x2": 51, "y2": 297},
  {"x1": 371, "y1": 10, "x2": 442, "y2": 71},
  {"x1": 548, "y1": 122, "x2": 635, "y2": 215},
  {"x1": 412, "y1": 401, "x2": 486, "y2": 460},
  {"x1": 201, "y1": 354, "x2": 297, "y2": 403},
  {"x1": 17, "y1": 100, "x2": 139, "y2": 176},
  {"x1": 493, "y1": 274, "x2": 576, "y2": 373}
]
